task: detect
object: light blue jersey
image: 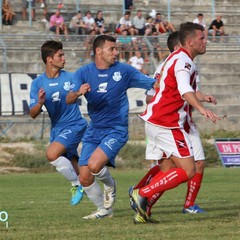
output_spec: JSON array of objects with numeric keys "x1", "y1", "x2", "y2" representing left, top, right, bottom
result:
[
  {"x1": 29, "y1": 70, "x2": 86, "y2": 128},
  {"x1": 73, "y1": 62, "x2": 155, "y2": 128}
]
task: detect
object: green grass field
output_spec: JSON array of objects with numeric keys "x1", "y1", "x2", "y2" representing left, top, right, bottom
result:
[{"x1": 0, "y1": 168, "x2": 240, "y2": 240}]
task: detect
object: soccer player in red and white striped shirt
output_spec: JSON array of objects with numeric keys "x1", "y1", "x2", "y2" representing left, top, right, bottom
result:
[{"x1": 131, "y1": 22, "x2": 221, "y2": 222}]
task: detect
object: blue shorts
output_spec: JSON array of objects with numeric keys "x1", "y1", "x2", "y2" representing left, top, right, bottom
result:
[
  {"x1": 50, "y1": 123, "x2": 87, "y2": 160},
  {"x1": 79, "y1": 125, "x2": 129, "y2": 167}
]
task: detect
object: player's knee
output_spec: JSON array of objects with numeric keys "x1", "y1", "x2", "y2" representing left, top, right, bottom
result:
[
  {"x1": 79, "y1": 174, "x2": 94, "y2": 187},
  {"x1": 46, "y1": 150, "x2": 59, "y2": 162}
]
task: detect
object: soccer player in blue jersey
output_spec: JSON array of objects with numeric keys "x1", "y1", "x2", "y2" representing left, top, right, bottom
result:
[
  {"x1": 66, "y1": 34, "x2": 156, "y2": 219},
  {"x1": 29, "y1": 40, "x2": 89, "y2": 205}
]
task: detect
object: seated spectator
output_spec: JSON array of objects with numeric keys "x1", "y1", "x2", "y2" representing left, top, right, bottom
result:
[
  {"x1": 127, "y1": 51, "x2": 148, "y2": 75},
  {"x1": 116, "y1": 29, "x2": 133, "y2": 62},
  {"x1": 154, "y1": 12, "x2": 175, "y2": 34},
  {"x1": 131, "y1": 36, "x2": 149, "y2": 62},
  {"x1": 144, "y1": 16, "x2": 157, "y2": 36},
  {"x1": 94, "y1": 10, "x2": 107, "y2": 34},
  {"x1": 193, "y1": 13, "x2": 208, "y2": 37},
  {"x1": 116, "y1": 11, "x2": 137, "y2": 36},
  {"x1": 22, "y1": 0, "x2": 35, "y2": 21},
  {"x1": 84, "y1": 29, "x2": 96, "y2": 61},
  {"x1": 69, "y1": 11, "x2": 85, "y2": 35},
  {"x1": 49, "y1": 9, "x2": 68, "y2": 39},
  {"x1": 133, "y1": 10, "x2": 151, "y2": 36},
  {"x1": 208, "y1": 14, "x2": 226, "y2": 41},
  {"x1": 2, "y1": 0, "x2": 15, "y2": 25},
  {"x1": 83, "y1": 10, "x2": 95, "y2": 34}
]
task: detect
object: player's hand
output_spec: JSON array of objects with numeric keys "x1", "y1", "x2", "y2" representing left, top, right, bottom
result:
[
  {"x1": 200, "y1": 108, "x2": 221, "y2": 124},
  {"x1": 205, "y1": 94, "x2": 217, "y2": 105},
  {"x1": 38, "y1": 88, "x2": 46, "y2": 106},
  {"x1": 78, "y1": 83, "x2": 91, "y2": 96}
]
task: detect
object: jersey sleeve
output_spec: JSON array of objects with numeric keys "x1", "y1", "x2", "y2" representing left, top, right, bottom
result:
[
  {"x1": 72, "y1": 68, "x2": 85, "y2": 91},
  {"x1": 29, "y1": 79, "x2": 40, "y2": 109},
  {"x1": 175, "y1": 58, "x2": 194, "y2": 96}
]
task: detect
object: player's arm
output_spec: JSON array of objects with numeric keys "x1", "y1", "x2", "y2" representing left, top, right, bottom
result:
[
  {"x1": 66, "y1": 83, "x2": 91, "y2": 104},
  {"x1": 29, "y1": 88, "x2": 45, "y2": 119},
  {"x1": 183, "y1": 91, "x2": 220, "y2": 123},
  {"x1": 196, "y1": 90, "x2": 217, "y2": 105}
]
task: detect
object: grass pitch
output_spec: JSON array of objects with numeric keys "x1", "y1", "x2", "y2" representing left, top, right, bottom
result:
[{"x1": 0, "y1": 168, "x2": 240, "y2": 240}]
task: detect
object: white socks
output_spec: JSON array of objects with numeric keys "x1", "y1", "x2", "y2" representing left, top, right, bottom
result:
[
  {"x1": 83, "y1": 181, "x2": 104, "y2": 209},
  {"x1": 92, "y1": 166, "x2": 115, "y2": 188},
  {"x1": 50, "y1": 156, "x2": 80, "y2": 186}
]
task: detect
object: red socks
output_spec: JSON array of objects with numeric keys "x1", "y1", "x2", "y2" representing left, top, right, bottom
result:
[
  {"x1": 184, "y1": 173, "x2": 203, "y2": 208},
  {"x1": 139, "y1": 168, "x2": 189, "y2": 198}
]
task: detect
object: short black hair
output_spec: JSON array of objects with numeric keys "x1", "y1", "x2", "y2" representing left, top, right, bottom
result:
[
  {"x1": 41, "y1": 40, "x2": 62, "y2": 64},
  {"x1": 167, "y1": 31, "x2": 180, "y2": 52},
  {"x1": 92, "y1": 35, "x2": 116, "y2": 55}
]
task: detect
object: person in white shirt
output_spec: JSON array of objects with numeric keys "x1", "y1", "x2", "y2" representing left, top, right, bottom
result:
[
  {"x1": 127, "y1": 51, "x2": 148, "y2": 74},
  {"x1": 193, "y1": 13, "x2": 208, "y2": 37}
]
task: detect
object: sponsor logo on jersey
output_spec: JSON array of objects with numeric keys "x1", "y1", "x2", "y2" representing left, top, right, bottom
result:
[
  {"x1": 104, "y1": 138, "x2": 117, "y2": 150},
  {"x1": 97, "y1": 82, "x2": 108, "y2": 92},
  {"x1": 49, "y1": 83, "x2": 58, "y2": 86},
  {"x1": 30, "y1": 98, "x2": 35, "y2": 104},
  {"x1": 112, "y1": 71, "x2": 122, "y2": 81},
  {"x1": 52, "y1": 91, "x2": 60, "y2": 102},
  {"x1": 98, "y1": 74, "x2": 108, "y2": 77},
  {"x1": 63, "y1": 81, "x2": 75, "y2": 91}
]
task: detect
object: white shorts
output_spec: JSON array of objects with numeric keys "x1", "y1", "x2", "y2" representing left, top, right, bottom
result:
[{"x1": 145, "y1": 122, "x2": 205, "y2": 161}]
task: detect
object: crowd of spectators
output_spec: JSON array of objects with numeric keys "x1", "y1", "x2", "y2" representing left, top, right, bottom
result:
[{"x1": 1, "y1": 2, "x2": 228, "y2": 66}]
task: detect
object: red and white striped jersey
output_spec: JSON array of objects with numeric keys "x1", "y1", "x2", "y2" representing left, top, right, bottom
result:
[{"x1": 140, "y1": 48, "x2": 198, "y2": 129}]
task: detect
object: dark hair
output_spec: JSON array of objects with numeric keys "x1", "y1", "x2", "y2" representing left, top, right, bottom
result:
[
  {"x1": 93, "y1": 35, "x2": 116, "y2": 55},
  {"x1": 197, "y1": 13, "x2": 203, "y2": 17},
  {"x1": 41, "y1": 40, "x2": 63, "y2": 64},
  {"x1": 167, "y1": 31, "x2": 180, "y2": 52},
  {"x1": 179, "y1": 22, "x2": 204, "y2": 46}
]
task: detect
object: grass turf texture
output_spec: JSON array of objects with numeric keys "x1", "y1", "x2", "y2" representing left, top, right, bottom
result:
[{"x1": 0, "y1": 168, "x2": 240, "y2": 240}]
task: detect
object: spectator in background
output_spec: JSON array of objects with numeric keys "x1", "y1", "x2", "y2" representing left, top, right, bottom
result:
[
  {"x1": 128, "y1": 51, "x2": 148, "y2": 75},
  {"x1": 2, "y1": 0, "x2": 16, "y2": 25},
  {"x1": 83, "y1": 10, "x2": 95, "y2": 34},
  {"x1": 144, "y1": 16, "x2": 157, "y2": 36},
  {"x1": 49, "y1": 9, "x2": 69, "y2": 39},
  {"x1": 208, "y1": 14, "x2": 226, "y2": 42},
  {"x1": 125, "y1": 0, "x2": 134, "y2": 10},
  {"x1": 22, "y1": 0, "x2": 35, "y2": 21},
  {"x1": 116, "y1": 29, "x2": 133, "y2": 62},
  {"x1": 193, "y1": 13, "x2": 208, "y2": 37},
  {"x1": 94, "y1": 10, "x2": 107, "y2": 34},
  {"x1": 116, "y1": 11, "x2": 137, "y2": 36},
  {"x1": 69, "y1": 11, "x2": 85, "y2": 35},
  {"x1": 133, "y1": 10, "x2": 151, "y2": 36},
  {"x1": 39, "y1": 0, "x2": 48, "y2": 23},
  {"x1": 154, "y1": 12, "x2": 175, "y2": 34},
  {"x1": 84, "y1": 29, "x2": 96, "y2": 61}
]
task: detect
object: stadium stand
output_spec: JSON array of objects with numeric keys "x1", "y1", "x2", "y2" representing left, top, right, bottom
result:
[{"x1": 0, "y1": 0, "x2": 240, "y2": 136}]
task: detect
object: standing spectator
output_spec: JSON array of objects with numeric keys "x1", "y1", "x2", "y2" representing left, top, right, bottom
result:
[
  {"x1": 125, "y1": 0, "x2": 134, "y2": 10},
  {"x1": 84, "y1": 29, "x2": 96, "y2": 61},
  {"x1": 127, "y1": 51, "x2": 148, "y2": 75},
  {"x1": 39, "y1": 0, "x2": 48, "y2": 23},
  {"x1": 69, "y1": 11, "x2": 85, "y2": 35},
  {"x1": 66, "y1": 35, "x2": 156, "y2": 220},
  {"x1": 22, "y1": 0, "x2": 35, "y2": 21},
  {"x1": 49, "y1": 9, "x2": 69, "y2": 39},
  {"x1": 116, "y1": 11, "x2": 137, "y2": 36},
  {"x1": 154, "y1": 12, "x2": 175, "y2": 34},
  {"x1": 133, "y1": 10, "x2": 151, "y2": 36},
  {"x1": 208, "y1": 14, "x2": 226, "y2": 42},
  {"x1": 94, "y1": 10, "x2": 106, "y2": 34},
  {"x1": 29, "y1": 40, "x2": 89, "y2": 206},
  {"x1": 130, "y1": 22, "x2": 220, "y2": 222},
  {"x1": 2, "y1": 0, "x2": 15, "y2": 25},
  {"x1": 83, "y1": 10, "x2": 95, "y2": 34}
]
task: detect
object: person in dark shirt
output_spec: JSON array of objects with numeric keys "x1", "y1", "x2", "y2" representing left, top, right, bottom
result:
[{"x1": 208, "y1": 14, "x2": 226, "y2": 41}]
